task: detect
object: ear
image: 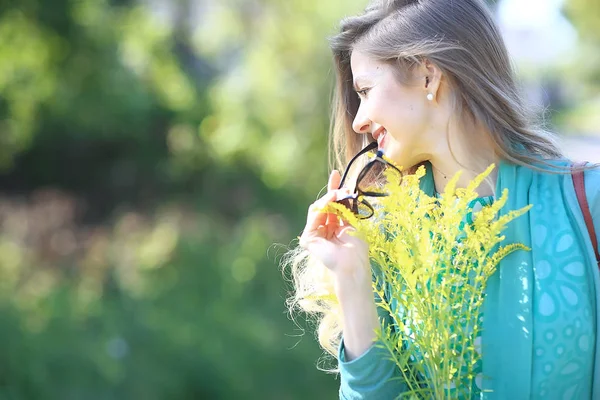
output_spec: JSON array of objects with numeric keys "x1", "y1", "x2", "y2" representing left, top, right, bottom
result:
[{"x1": 420, "y1": 58, "x2": 442, "y2": 102}]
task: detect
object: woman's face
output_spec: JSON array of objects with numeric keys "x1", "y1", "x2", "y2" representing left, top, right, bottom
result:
[{"x1": 350, "y1": 50, "x2": 438, "y2": 169}]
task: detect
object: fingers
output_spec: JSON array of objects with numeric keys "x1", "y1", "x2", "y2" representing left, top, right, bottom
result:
[
  {"x1": 305, "y1": 191, "x2": 337, "y2": 232},
  {"x1": 301, "y1": 170, "x2": 349, "y2": 247},
  {"x1": 336, "y1": 226, "x2": 356, "y2": 241},
  {"x1": 325, "y1": 171, "x2": 344, "y2": 238},
  {"x1": 328, "y1": 170, "x2": 341, "y2": 191}
]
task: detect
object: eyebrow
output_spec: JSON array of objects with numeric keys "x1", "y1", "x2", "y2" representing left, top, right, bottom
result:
[{"x1": 352, "y1": 76, "x2": 369, "y2": 91}]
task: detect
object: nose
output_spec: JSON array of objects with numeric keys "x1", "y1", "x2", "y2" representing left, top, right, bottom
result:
[{"x1": 352, "y1": 110, "x2": 371, "y2": 135}]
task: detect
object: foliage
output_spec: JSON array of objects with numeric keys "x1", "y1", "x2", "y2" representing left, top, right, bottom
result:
[
  {"x1": 557, "y1": 0, "x2": 600, "y2": 135},
  {"x1": 195, "y1": 0, "x2": 365, "y2": 192},
  {"x1": 564, "y1": 0, "x2": 600, "y2": 46},
  {"x1": 0, "y1": 0, "x2": 365, "y2": 398},
  {"x1": 0, "y1": 187, "x2": 338, "y2": 399}
]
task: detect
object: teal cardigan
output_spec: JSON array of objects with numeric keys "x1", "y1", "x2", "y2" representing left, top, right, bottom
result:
[{"x1": 338, "y1": 159, "x2": 600, "y2": 399}]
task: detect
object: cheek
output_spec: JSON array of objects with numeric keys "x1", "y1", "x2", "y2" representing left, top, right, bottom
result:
[
  {"x1": 373, "y1": 85, "x2": 427, "y2": 139},
  {"x1": 385, "y1": 99, "x2": 424, "y2": 139},
  {"x1": 384, "y1": 88, "x2": 418, "y2": 120}
]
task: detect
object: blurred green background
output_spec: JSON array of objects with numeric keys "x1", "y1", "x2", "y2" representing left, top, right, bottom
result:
[{"x1": 0, "y1": 0, "x2": 597, "y2": 399}]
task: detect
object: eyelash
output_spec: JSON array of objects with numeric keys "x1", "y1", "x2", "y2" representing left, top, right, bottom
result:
[{"x1": 356, "y1": 89, "x2": 370, "y2": 98}]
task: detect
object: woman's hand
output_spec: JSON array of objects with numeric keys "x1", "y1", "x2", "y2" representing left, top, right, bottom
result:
[
  {"x1": 299, "y1": 170, "x2": 370, "y2": 280},
  {"x1": 300, "y1": 170, "x2": 379, "y2": 360}
]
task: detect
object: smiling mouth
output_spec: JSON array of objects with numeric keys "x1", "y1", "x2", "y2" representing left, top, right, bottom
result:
[
  {"x1": 372, "y1": 127, "x2": 385, "y2": 141},
  {"x1": 373, "y1": 128, "x2": 387, "y2": 148}
]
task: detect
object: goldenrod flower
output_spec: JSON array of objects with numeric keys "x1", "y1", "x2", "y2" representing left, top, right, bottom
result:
[{"x1": 325, "y1": 164, "x2": 530, "y2": 398}]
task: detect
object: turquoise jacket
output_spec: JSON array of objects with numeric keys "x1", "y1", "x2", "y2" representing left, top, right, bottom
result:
[{"x1": 338, "y1": 159, "x2": 600, "y2": 400}]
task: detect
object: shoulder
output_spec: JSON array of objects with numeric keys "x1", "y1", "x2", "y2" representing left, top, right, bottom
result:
[
  {"x1": 548, "y1": 159, "x2": 600, "y2": 211},
  {"x1": 507, "y1": 157, "x2": 600, "y2": 209},
  {"x1": 555, "y1": 160, "x2": 600, "y2": 234},
  {"x1": 581, "y1": 164, "x2": 600, "y2": 189},
  {"x1": 582, "y1": 164, "x2": 600, "y2": 216}
]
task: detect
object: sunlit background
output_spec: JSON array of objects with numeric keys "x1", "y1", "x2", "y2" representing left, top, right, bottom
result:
[{"x1": 0, "y1": 0, "x2": 598, "y2": 398}]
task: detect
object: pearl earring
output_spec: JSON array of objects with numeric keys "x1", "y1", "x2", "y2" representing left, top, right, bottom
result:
[{"x1": 427, "y1": 93, "x2": 434, "y2": 101}]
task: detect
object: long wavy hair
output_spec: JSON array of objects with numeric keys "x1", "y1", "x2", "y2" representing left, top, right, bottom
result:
[{"x1": 284, "y1": 0, "x2": 569, "y2": 371}]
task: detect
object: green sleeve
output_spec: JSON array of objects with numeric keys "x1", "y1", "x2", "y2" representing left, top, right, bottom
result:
[{"x1": 338, "y1": 267, "x2": 407, "y2": 400}]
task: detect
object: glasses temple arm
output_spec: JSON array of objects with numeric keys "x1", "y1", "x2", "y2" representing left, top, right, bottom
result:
[{"x1": 338, "y1": 141, "x2": 378, "y2": 188}]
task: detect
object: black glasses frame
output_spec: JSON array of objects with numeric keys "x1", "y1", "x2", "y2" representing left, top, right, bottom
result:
[{"x1": 336, "y1": 142, "x2": 403, "y2": 219}]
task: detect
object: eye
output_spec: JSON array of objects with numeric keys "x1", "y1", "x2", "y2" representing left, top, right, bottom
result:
[{"x1": 356, "y1": 88, "x2": 370, "y2": 98}]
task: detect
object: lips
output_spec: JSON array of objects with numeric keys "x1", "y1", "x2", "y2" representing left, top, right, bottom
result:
[
  {"x1": 372, "y1": 127, "x2": 387, "y2": 148},
  {"x1": 372, "y1": 127, "x2": 386, "y2": 141}
]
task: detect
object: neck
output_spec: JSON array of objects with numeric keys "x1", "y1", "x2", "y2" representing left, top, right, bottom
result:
[{"x1": 429, "y1": 119, "x2": 498, "y2": 198}]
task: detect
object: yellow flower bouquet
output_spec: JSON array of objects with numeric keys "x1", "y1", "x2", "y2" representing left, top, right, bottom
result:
[{"x1": 325, "y1": 163, "x2": 531, "y2": 399}]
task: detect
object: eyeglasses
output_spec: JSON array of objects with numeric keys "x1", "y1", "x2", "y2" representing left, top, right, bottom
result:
[{"x1": 336, "y1": 142, "x2": 403, "y2": 219}]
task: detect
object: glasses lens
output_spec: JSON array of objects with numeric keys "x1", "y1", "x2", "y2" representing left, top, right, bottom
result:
[
  {"x1": 356, "y1": 162, "x2": 402, "y2": 196},
  {"x1": 336, "y1": 144, "x2": 402, "y2": 220},
  {"x1": 356, "y1": 200, "x2": 374, "y2": 219},
  {"x1": 337, "y1": 197, "x2": 356, "y2": 213}
]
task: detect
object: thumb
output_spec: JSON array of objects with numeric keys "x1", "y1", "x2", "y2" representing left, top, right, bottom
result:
[{"x1": 328, "y1": 170, "x2": 341, "y2": 191}]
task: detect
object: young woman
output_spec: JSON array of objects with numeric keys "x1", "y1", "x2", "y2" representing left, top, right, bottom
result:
[{"x1": 287, "y1": 0, "x2": 600, "y2": 398}]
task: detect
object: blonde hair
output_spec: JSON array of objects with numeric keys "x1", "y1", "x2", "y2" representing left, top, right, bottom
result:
[{"x1": 285, "y1": 0, "x2": 569, "y2": 370}]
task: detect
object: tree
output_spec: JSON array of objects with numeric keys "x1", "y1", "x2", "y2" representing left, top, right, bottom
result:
[{"x1": 564, "y1": 0, "x2": 600, "y2": 86}]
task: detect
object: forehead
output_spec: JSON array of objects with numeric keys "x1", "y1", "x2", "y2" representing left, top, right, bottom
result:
[{"x1": 350, "y1": 50, "x2": 386, "y2": 81}]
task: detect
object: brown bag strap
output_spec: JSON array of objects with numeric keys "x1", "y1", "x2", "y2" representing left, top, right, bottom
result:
[{"x1": 571, "y1": 162, "x2": 600, "y2": 267}]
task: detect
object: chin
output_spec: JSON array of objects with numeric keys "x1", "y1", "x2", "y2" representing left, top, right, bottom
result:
[
  {"x1": 386, "y1": 153, "x2": 424, "y2": 173},
  {"x1": 382, "y1": 148, "x2": 405, "y2": 169}
]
